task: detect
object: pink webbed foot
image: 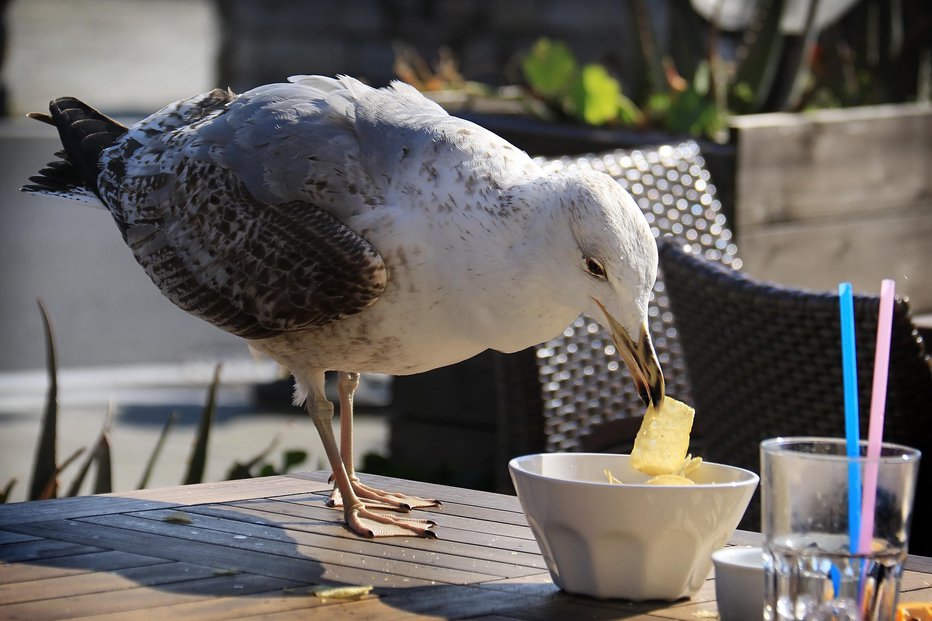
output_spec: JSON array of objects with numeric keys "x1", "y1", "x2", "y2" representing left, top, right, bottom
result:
[
  {"x1": 328, "y1": 476, "x2": 442, "y2": 512},
  {"x1": 346, "y1": 503, "x2": 437, "y2": 538}
]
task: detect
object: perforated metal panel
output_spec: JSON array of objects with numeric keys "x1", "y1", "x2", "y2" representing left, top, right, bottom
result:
[{"x1": 533, "y1": 141, "x2": 740, "y2": 452}]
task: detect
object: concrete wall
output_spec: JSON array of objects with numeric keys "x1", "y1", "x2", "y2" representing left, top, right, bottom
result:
[{"x1": 731, "y1": 104, "x2": 932, "y2": 314}]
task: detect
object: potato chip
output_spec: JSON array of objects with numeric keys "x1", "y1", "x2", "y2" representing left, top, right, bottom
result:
[
  {"x1": 897, "y1": 602, "x2": 932, "y2": 621},
  {"x1": 645, "y1": 474, "x2": 695, "y2": 486},
  {"x1": 604, "y1": 469, "x2": 624, "y2": 485},
  {"x1": 630, "y1": 397, "x2": 696, "y2": 476}
]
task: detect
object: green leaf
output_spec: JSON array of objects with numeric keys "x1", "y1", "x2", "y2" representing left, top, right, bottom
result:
[
  {"x1": 0, "y1": 479, "x2": 16, "y2": 504},
  {"x1": 30, "y1": 300, "x2": 59, "y2": 500},
  {"x1": 226, "y1": 463, "x2": 253, "y2": 480},
  {"x1": 521, "y1": 38, "x2": 578, "y2": 98},
  {"x1": 617, "y1": 92, "x2": 645, "y2": 126},
  {"x1": 571, "y1": 64, "x2": 622, "y2": 125},
  {"x1": 731, "y1": 82, "x2": 755, "y2": 106},
  {"x1": 137, "y1": 412, "x2": 178, "y2": 489},
  {"x1": 184, "y1": 364, "x2": 221, "y2": 485},
  {"x1": 66, "y1": 444, "x2": 95, "y2": 497},
  {"x1": 646, "y1": 92, "x2": 672, "y2": 119},
  {"x1": 693, "y1": 60, "x2": 711, "y2": 97},
  {"x1": 92, "y1": 432, "x2": 113, "y2": 494},
  {"x1": 281, "y1": 450, "x2": 308, "y2": 473}
]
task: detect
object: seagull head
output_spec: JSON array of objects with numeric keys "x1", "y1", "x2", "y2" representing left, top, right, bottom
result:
[{"x1": 551, "y1": 170, "x2": 665, "y2": 408}]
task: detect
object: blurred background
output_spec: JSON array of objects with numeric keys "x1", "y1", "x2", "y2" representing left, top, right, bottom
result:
[{"x1": 1, "y1": 0, "x2": 929, "y2": 502}]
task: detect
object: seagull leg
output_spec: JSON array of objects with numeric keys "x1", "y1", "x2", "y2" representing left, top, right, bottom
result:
[
  {"x1": 328, "y1": 371, "x2": 441, "y2": 512},
  {"x1": 305, "y1": 370, "x2": 435, "y2": 538}
]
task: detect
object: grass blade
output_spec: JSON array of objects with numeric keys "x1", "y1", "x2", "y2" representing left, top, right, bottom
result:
[
  {"x1": 93, "y1": 432, "x2": 113, "y2": 494},
  {"x1": 42, "y1": 447, "x2": 85, "y2": 499},
  {"x1": 184, "y1": 364, "x2": 221, "y2": 485},
  {"x1": 66, "y1": 444, "x2": 95, "y2": 497},
  {"x1": 0, "y1": 479, "x2": 17, "y2": 504},
  {"x1": 137, "y1": 411, "x2": 179, "y2": 489},
  {"x1": 226, "y1": 426, "x2": 284, "y2": 480},
  {"x1": 67, "y1": 404, "x2": 114, "y2": 497},
  {"x1": 29, "y1": 300, "x2": 59, "y2": 500}
]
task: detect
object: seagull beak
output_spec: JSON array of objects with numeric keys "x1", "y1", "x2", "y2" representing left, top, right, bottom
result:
[{"x1": 593, "y1": 299, "x2": 665, "y2": 409}]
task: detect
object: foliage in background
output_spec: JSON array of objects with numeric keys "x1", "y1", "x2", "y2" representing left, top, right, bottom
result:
[
  {"x1": 521, "y1": 39, "x2": 644, "y2": 127},
  {"x1": 226, "y1": 426, "x2": 308, "y2": 480},
  {"x1": 1, "y1": 302, "x2": 309, "y2": 504},
  {"x1": 398, "y1": 0, "x2": 929, "y2": 142},
  {"x1": 517, "y1": 0, "x2": 929, "y2": 141}
]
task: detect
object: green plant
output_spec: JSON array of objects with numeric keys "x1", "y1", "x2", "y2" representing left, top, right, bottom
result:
[
  {"x1": 519, "y1": 36, "x2": 730, "y2": 140},
  {"x1": 2, "y1": 302, "x2": 314, "y2": 503},
  {"x1": 184, "y1": 364, "x2": 221, "y2": 485},
  {"x1": 521, "y1": 38, "x2": 644, "y2": 127},
  {"x1": 27, "y1": 300, "x2": 61, "y2": 500},
  {"x1": 226, "y1": 429, "x2": 308, "y2": 479},
  {"x1": 516, "y1": 1, "x2": 929, "y2": 141}
]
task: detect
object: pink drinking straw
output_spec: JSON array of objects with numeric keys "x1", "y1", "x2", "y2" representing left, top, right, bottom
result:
[{"x1": 858, "y1": 279, "x2": 896, "y2": 554}]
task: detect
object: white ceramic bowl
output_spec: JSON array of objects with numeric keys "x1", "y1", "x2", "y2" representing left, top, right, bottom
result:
[
  {"x1": 711, "y1": 545, "x2": 765, "y2": 621},
  {"x1": 509, "y1": 453, "x2": 759, "y2": 600}
]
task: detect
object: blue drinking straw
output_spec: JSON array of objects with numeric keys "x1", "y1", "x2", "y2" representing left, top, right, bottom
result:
[{"x1": 838, "y1": 283, "x2": 861, "y2": 551}]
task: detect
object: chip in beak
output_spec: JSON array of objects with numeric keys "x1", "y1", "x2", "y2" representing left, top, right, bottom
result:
[{"x1": 593, "y1": 299, "x2": 665, "y2": 408}]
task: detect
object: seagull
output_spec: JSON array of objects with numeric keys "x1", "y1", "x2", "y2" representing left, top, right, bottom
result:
[{"x1": 22, "y1": 75, "x2": 665, "y2": 538}]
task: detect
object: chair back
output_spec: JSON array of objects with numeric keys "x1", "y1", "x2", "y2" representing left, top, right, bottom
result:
[{"x1": 658, "y1": 240, "x2": 932, "y2": 554}]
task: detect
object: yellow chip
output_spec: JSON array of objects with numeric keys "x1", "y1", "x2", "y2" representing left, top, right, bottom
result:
[
  {"x1": 630, "y1": 397, "x2": 696, "y2": 476},
  {"x1": 678, "y1": 455, "x2": 702, "y2": 476},
  {"x1": 646, "y1": 474, "x2": 696, "y2": 486}
]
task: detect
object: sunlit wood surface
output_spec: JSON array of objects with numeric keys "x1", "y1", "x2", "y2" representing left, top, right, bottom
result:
[{"x1": 1, "y1": 471, "x2": 930, "y2": 620}]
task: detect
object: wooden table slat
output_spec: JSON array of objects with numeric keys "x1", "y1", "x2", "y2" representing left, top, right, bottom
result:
[
  {"x1": 68, "y1": 588, "x2": 373, "y2": 621},
  {"x1": 0, "y1": 470, "x2": 928, "y2": 620},
  {"x1": 291, "y1": 471, "x2": 527, "y2": 513},
  {"x1": 0, "y1": 537, "x2": 103, "y2": 563},
  {"x1": 79, "y1": 512, "x2": 510, "y2": 586},
  {"x1": 179, "y1": 500, "x2": 543, "y2": 561},
  {"x1": 7, "y1": 517, "x2": 439, "y2": 590},
  {"x1": 0, "y1": 530, "x2": 41, "y2": 545},
  {"x1": 0, "y1": 549, "x2": 167, "y2": 586},
  {"x1": 0, "y1": 560, "x2": 219, "y2": 605},
  {"x1": 122, "y1": 507, "x2": 546, "y2": 579},
  {"x1": 0, "y1": 572, "x2": 300, "y2": 621}
]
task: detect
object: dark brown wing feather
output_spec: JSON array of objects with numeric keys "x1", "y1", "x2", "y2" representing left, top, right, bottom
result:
[
  {"x1": 29, "y1": 90, "x2": 387, "y2": 340},
  {"x1": 109, "y1": 159, "x2": 386, "y2": 340}
]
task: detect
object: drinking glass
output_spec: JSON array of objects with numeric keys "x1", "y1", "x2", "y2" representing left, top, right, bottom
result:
[{"x1": 760, "y1": 437, "x2": 920, "y2": 621}]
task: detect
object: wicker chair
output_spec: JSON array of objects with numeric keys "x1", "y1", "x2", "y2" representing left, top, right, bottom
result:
[{"x1": 658, "y1": 239, "x2": 932, "y2": 555}]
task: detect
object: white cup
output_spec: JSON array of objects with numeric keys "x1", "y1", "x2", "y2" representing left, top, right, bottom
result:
[{"x1": 712, "y1": 545, "x2": 764, "y2": 621}]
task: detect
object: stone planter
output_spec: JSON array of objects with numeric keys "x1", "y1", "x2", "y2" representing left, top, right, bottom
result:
[{"x1": 730, "y1": 103, "x2": 932, "y2": 313}]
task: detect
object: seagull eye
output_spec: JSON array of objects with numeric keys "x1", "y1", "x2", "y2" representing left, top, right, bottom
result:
[{"x1": 585, "y1": 257, "x2": 607, "y2": 279}]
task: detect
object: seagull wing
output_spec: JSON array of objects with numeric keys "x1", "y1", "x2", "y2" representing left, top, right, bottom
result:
[
  {"x1": 221, "y1": 76, "x2": 540, "y2": 213},
  {"x1": 97, "y1": 87, "x2": 387, "y2": 340}
]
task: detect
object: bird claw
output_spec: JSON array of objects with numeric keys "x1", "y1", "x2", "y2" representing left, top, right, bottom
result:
[
  {"x1": 347, "y1": 505, "x2": 437, "y2": 538},
  {"x1": 328, "y1": 477, "x2": 441, "y2": 513}
]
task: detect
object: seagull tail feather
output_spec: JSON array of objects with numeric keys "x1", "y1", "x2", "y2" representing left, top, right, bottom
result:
[{"x1": 21, "y1": 97, "x2": 128, "y2": 206}]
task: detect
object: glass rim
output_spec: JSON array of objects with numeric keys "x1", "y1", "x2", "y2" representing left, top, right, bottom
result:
[{"x1": 760, "y1": 436, "x2": 921, "y2": 464}]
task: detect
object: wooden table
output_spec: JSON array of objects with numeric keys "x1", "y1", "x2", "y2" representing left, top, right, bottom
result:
[{"x1": 1, "y1": 471, "x2": 930, "y2": 620}]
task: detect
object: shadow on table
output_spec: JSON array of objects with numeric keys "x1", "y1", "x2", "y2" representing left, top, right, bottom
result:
[{"x1": 0, "y1": 494, "x2": 684, "y2": 619}]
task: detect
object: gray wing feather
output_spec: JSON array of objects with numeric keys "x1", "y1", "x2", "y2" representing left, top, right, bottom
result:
[
  {"x1": 98, "y1": 88, "x2": 386, "y2": 339},
  {"x1": 93, "y1": 75, "x2": 532, "y2": 340}
]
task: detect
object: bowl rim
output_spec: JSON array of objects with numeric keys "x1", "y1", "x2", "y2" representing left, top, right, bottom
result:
[{"x1": 508, "y1": 452, "x2": 760, "y2": 489}]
